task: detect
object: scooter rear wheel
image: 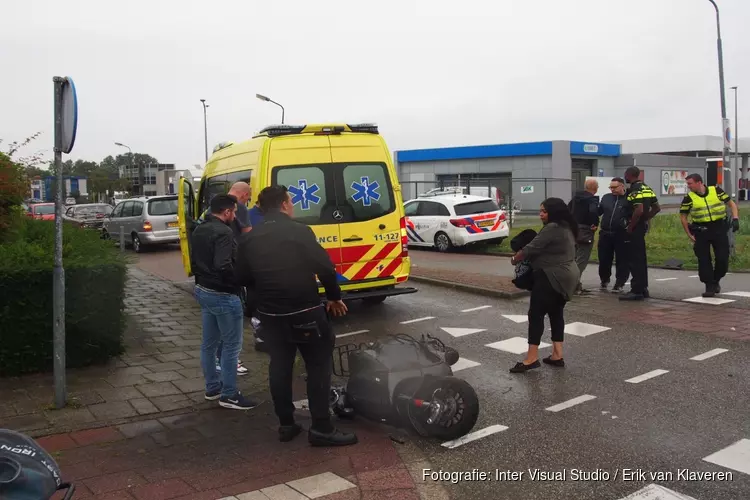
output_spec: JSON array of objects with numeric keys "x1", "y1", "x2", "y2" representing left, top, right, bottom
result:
[{"x1": 409, "y1": 376, "x2": 479, "y2": 440}]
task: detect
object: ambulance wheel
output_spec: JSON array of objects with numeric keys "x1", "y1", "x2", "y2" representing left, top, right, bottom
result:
[
  {"x1": 363, "y1": 296, "x2": 386, "y2": 305},
  {"x1": 434, "y1": 232, "x2": 453, "y2": 253}
]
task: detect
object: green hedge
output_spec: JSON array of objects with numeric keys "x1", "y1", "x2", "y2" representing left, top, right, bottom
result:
[{"x1": 0, "y1": 216, "x2": 127, "y2": 376}]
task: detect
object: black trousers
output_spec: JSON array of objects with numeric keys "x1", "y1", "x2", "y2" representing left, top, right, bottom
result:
[
  {"x1": 528, "y1": 270, "x2": 566, "y2": 346},
  {"x1": 258, "y1": 306, "x2": 334, "y2": 432},
  {"x1": 598, "y1": 231, "x2": 629, "y2": 285},
  {"x1": 624, "y1": 227, "x2": 648, "y2": 294},
  {"x1": 693, "y1": 223, "x2": 730, "y2": 284}
]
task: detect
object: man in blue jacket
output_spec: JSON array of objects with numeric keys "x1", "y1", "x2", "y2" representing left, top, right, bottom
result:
[{"x1": 597, "y1": 177, "x2": 630, "y2": 292}]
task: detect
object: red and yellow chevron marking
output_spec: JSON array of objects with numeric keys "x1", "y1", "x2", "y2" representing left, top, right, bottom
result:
[{"x1": 340, "y1": 242, "x2": 403, "y2": 281}]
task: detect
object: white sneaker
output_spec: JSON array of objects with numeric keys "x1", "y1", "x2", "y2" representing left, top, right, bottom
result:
[{"x1": 237, "y1": 360, "x2": 248, "y2": 376}]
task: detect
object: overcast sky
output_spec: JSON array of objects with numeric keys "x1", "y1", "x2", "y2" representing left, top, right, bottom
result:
[{"x1": 2, "y1": 0, "x2": 749, "y2": 172}]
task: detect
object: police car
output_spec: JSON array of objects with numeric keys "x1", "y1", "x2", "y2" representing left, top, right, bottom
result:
[{"x1": 403, "y1": 192, "x2": 509, "y2": 252}]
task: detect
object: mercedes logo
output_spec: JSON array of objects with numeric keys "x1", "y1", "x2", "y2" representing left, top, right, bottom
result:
[{"x1": 333, "y1": 210, "x2": 344, "y2": 221}]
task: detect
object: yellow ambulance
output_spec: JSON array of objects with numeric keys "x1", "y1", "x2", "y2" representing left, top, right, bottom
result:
[{"x1": 177, "y1": 123, "x2": 416, "y2": 304}]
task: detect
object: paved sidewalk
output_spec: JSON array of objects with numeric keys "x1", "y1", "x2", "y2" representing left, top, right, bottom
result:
[
  {"x1": 40, "y1": 410, "x2": 430, "y2": 500},
  {"x1": 2, "y1": 267, "x2": 268, "y2": 437}
]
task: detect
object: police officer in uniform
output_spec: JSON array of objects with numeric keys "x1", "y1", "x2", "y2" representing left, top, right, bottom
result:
[
  {"x1": 679, "y1": 173, "x2": 739, "y2": 297},
  {"x1": 620, "y1": 167, "x2": 660, "y2": 301}
]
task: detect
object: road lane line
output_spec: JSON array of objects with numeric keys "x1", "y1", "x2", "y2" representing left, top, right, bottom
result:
[
  {"x1": 689, "y1": 275, "x2": 699, "y2": 278},
  {"x1": 461, "y1": 305, "x2": 493, "y2": 312},
  {"x1": 655, "y1": 277, "x2": 678, "y2": 281},
  {"x1": 400, "y1": 316, "x2": 435, "y2": 324},
  {"x1": 690, "y1": 348, "x2": 729, "y2": 361},
  {"x1": 337, "y1": 330, "x2": 368, "y2": 339},
  {"x1": 545, "y1": 394, "x2": 597, "y2": 412},
  {"x1": 625, "y1": 369, "x2": 669, "y2": 384},
  {"x1": 441, "y1": 424, "x2": 509, "y2": 449}
]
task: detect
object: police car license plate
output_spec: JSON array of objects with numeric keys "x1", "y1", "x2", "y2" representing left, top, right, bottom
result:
[
  {"x1": 477, "y1": 219, "x2": 495, "y2": 227},
  {"x1": 168, "y1": 221, "x2": 178, "y2": 228}
]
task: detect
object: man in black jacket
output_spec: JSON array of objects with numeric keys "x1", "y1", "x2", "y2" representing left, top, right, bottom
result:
[
  {"x1": 236, "y1": 185, "x2": 356, "y2": 447},
  {"x1": 192, "y1": 194, "x2": 260, "y2": 411},
  {"x1": 597, "y1": 177, "x2": 630, "y2": 292},
  {"x1": 568, "y1": 179, "x2": 600, "y2": 294}
]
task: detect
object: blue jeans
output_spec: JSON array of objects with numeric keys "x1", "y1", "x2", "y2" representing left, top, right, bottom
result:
[{"x1": 194, "y1": 286, "x2": 244, "y2": 398}]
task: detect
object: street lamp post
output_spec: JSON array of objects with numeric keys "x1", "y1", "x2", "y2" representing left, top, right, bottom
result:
[
  {"x1": 115, "y1": 141, "x2": 140, "y2": 195},
  {"x1": 256, "y1": 94, "x2": 285, "y2": 124},
  {"x1": 707, "y1": 0, "x2": 731, "y2": 196},
  {"x1": 731, "y1": 86, "x2": 739, "y2": 192},
  {"x1": 200, "y1": 99, "x2": 209, "y2": 163}
]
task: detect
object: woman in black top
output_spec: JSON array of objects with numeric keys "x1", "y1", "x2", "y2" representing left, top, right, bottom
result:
[{"x1": 510, "y1": 198, "x2": 580, "y2": 373}]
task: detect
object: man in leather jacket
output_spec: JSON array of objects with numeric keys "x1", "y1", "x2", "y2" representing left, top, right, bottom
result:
[
  {"x1": 597, "y1": 177, "x2": 630, "y2": 292},
  {"x1": 192, "y1": 194, "x2": 260, "y2": 411},
  {"x1": 236, "y1": 185, "x2": 357, "y2": 447}
]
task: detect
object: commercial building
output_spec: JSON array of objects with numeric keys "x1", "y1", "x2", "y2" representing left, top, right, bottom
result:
[
  {"x1": 120, "y1": 163, "x2": 179, "y2": 196},
  {"x1": 395, "y1": 140, "x2": 706, "y2": 210},
  {"x1": 35, "y1": 176, "x2": 89, "y2": 202}
]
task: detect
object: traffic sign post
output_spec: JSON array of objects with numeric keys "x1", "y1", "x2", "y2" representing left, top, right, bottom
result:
[{"x1": 53, "y1": 76, "x2": 78, "y2": 409}]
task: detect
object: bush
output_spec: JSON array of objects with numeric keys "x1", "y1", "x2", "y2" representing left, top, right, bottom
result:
[
  {"x1": 0, "y1": 152, "x2": 28, "y2": 241},
  {"x1": 0, "y1": 216, "x2": 127, "y2": 377}
]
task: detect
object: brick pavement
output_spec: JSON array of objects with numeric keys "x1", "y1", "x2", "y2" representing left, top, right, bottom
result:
[
  {"x1": 1, "y1": 267, "x2": 270, "y2": 438},
  {"x1": 2, "y1": 265, "x2": 438, "y2": 499}
]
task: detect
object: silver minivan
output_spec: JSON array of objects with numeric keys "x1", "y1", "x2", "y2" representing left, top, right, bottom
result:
[{"x1": 103, "y1": 196, "x2": 179, "y2": 252}]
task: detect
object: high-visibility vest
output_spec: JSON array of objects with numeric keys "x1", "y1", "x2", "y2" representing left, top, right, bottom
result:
[{"x1": 686, "y1": 186, "x2": 726, "y2": 223}]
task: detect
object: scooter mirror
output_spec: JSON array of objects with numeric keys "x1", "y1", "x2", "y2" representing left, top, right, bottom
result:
[{"x1": 445, "y1": 348, "x2": 460, "y2": 366}]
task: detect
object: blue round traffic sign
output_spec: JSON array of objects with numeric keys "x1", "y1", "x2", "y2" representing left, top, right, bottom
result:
[{"x1": 61, "y1": 77, "x2": 78, "y2": 153}]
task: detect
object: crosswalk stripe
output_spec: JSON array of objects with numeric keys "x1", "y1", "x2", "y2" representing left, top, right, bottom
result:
[
  {"x1": 690, "y1": 348, "x2": 729, "y2": 361},
  {"x1": 441, "y1": 424, "x2": 509, "y2": 449},
  {"x1": 400, "y1": 316, "x2": 435, "y2": 324},
  {"x1": 545, "y1": 394, "x2": 596, "y2": 412},
  {"x1": 625, "y1": 369, "x2": 669, "y2": 384},
  {"x1": 461, "y1": 305, "x2": 492, "y2": 312},
  {"x1": 337, "y1": 330, "x2": 368, "y2": 338}
]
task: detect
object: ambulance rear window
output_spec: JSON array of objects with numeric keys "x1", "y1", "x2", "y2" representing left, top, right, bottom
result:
[{"x1": 454, "y1": 200, "x2": 499, "y2": 216}]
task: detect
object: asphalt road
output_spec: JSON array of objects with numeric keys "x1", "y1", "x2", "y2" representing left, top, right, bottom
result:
[{"x1": 135, "y1": 247, "x2": 750, "y2": 500}]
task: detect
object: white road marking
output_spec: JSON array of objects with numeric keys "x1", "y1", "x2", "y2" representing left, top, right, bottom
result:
[
  {"x1": 703, "y1": 438, "x2": 750, "y2": 475},
  {"x1": 564, "y1": 322, "x2": 611, "y2": 337},
  {"x1": 720, "y1": 291, "x2": 750, "y2": 298},
  {"x1": 690, "y1": 348, "x2": 729, "y2": 361},
  {"x1": 682, "y1": 296, "x2": 735, "y2": 305},
  {"x1": 451, "y1": 358, "x2": 481, "y2": 372},
  {"x1": 336, "y1": 330, "x2": 368, "y2": 338},
  {"x1": 293, "y1": 399, "x2": 308, "y2": 410},
  {"x1": 618, "y1": 484, "x2": 698, "y2": 499},
  {"x1": 441, "y1": 424, "x2": 509, "y2": 449},
  {"x1": 502, "y1": 314, "x2": 528, "y2": 323},
  {"x1": 461, "y1": 305, "x2": 493, "y2": 312},
  {"x1": 486, "y1": 337, "x2": 550, "y2": 355},
  {"x1": 689, "y1": 275, "x2": 699, "y2": 278},
  {"x1": 400, "y1": 316, "x2": 435, "y2": 324},
  {"x1": 440, "y1": 327, "x2": 487, "y2": 337},
  {"x1": 545, "y1": 394, "x2": 597, "y2": 412},
  {"x1": 655, "y1": 277, "x2": 678, "y2": 281},
  {"x1": 625, "y1": 369, "x2": 669, "y2": 384}
]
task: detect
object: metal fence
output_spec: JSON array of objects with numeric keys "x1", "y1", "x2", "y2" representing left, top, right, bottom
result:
[{"x1": 400, "y1": 177, "x2": 574, "y2": 227}]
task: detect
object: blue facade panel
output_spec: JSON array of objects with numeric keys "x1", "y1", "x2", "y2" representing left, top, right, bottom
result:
[{"x1": 397, "y1": 141, "x2": 554, "y2": 163}]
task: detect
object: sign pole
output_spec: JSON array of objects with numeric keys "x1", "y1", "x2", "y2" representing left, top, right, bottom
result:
[{"x1": 52, "y1": 77, "x2": 66, "y2": 409}]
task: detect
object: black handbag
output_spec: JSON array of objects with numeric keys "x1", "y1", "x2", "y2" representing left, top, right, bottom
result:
[{"x1": 512, "y1": 261, "x2": 535, "y2": 291}]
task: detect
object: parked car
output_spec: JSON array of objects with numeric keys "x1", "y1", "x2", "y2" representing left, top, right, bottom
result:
[
  {"x1": 403, "y1": 193, "x2": 509, "y2": 252},
  {"x1": 65, "y1": 197, "x2": 76, "y2": 206},
  {"x1": 62, "y1": 203, "x2": 113, "y2": 231},
  {"x1": 102, "y1": 196, "x2": 179, "y2": 252},
  {"x1": 26, "y1": 203, "x2": 56, "y2": 221}
]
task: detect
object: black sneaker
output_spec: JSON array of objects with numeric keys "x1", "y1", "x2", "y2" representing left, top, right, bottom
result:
[
  {"x1": 279, "y1": 423, "x2": 303, "y2": 442},
  {"x1": 600, "y1": 281, "x2": 610, "y2": 290},
  {"x1": 619, "y1": 292, "x2": 644, "y2": 301},
  {"x1": 611, "y1": 284, "x2": 624, "y2": 293},
  {"x1": 715, "y1": 283, "x2": 721, "y2": 294},
  {"x1": 219, "y1": 392, "x2": 262, "y2": 410},
  {"x1": 643, "y1": 288, "x2": 650, "y2": 298},
  {"x1": 308, "y1": 428, "x2": 358, "y2": 447},
  {"x1": 702, "y1": 284, "x2": 716, "y2": 298},
  {"x1": 205, "y1": 386, "x2": 222, "y2": 401}
]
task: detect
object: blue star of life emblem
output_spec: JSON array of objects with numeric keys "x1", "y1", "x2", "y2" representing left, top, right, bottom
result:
[
  {"x1": 288, "y1": 179, "x2": 321, "y2": 211},
  {"x1": 351, "y1": 176, "x2": 380, "y2": 207}
]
